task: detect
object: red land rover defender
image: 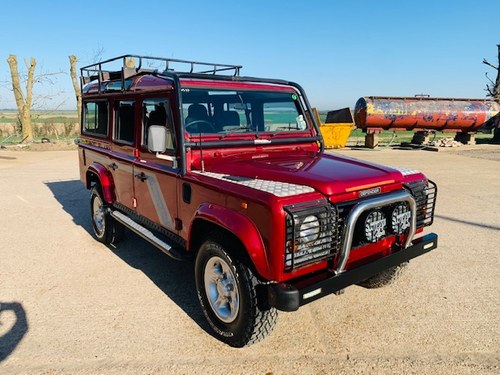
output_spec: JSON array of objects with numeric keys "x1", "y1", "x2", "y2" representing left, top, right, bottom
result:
[{"x1": 78, "y1": 55, "x2": 438, "y2": 347}]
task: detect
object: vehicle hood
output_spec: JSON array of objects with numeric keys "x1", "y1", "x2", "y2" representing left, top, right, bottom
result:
[{"x1": 206, "y1": 152, "x2": 404, "y2": 197}]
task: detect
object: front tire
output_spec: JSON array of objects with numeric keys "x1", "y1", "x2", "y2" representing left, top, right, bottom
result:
[
  {"x1": 195, "y1": 239, "x2": 277, "y2": 347},
  {"x1": 90, "y1": 185, "x2": 123, "y2": 245},
  {"x1": 357, "y1": 262, "x2": 408, "y2": 289}
]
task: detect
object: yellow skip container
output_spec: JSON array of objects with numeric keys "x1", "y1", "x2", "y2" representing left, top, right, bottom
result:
[{"x1": 313, "y1": 107, "x2": 354, "y2": 148}]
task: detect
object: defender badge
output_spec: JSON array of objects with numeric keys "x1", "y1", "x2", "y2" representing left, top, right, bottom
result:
[{"x1": 359, "y1": 187, "x2": 381, "y2": 197}]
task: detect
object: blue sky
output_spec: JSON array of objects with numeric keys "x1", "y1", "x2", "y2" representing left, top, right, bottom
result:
[{"x1": 1, "y1": 0, "x2": 499, "y2": 110}]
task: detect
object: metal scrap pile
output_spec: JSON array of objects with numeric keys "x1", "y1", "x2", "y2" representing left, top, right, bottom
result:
[{"x1": 429, "y1": 137, "x2": 463, "y2": 147}]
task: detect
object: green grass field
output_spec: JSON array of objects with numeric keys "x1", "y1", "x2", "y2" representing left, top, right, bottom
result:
[
  {"x1": 0, "y1": 111, "x2": 77, "y2": 124},
  {"x1": 0, "y1": 110, "x2": 496, "y2": 146}
]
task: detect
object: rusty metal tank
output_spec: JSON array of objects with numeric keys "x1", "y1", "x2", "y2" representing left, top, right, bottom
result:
[{"x1": 354, "y1": 96, "x2": 500, "y2": 131}]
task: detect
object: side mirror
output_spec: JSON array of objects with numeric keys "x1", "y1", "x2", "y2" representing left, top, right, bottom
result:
[{"x1": 147, "y1": 125, "x2": 167, "y2": 153}]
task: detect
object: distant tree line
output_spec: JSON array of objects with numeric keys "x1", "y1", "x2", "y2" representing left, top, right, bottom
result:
[{"x1": 3, "y1": 46, "x2": 500, "y2": 143}]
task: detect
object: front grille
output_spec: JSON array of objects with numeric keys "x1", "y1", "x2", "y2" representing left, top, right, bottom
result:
[
  {"x1": 284, "y1": 200, "x2": 339, "y2": 271},
  {"x1": 405, "y1": 179, "x2": 437, "y2": 227},
  {"x1": 336, "y1": 201, "x2": 354, "y2": 243}
]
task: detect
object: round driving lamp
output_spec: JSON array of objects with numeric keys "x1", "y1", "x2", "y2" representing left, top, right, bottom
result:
[
  {"x1": 364, "y1": 210, "x2": 386, "y2": 243},
  {"x1": 390, "y1": 203, "x2": 411, "y2": 234}
]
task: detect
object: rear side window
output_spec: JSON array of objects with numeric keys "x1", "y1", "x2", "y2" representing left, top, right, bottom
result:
[
  {"x1": 83, "y1": 101, "x2": 108, "y2": 136},
  {"x1": 114, "y1": 101, "x2": 135, "y2": 144}
]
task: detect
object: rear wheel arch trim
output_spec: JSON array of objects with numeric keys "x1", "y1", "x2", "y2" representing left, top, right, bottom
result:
[{"x1": 86, "y1": 162, "x2": 115, "y2": 204}]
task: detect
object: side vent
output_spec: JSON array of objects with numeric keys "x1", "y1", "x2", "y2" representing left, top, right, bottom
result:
[{"x1": 182, "y1": 183, "x2": 192, "y2": 204}]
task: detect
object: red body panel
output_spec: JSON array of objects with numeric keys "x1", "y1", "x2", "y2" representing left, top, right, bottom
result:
[
  {"x1": 192, "y1": 203, "x2": 271, "y2": 278},
  {"x1": 133, "y1": 156, "x2": 178, "y2": 233},
  {"x1": 199, "y1": 151, "x2": 403, "y2": 197},
  {"x1": 108, "y1": 146, "x2": 136, "y2": 209}
]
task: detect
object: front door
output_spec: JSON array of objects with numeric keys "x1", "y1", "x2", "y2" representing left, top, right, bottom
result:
[{"x1": 133, "y1": 96, "x2": 178, "y2": 233}]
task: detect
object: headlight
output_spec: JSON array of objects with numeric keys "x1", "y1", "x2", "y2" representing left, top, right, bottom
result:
[
  {"x1": 284, "y1": 201, "x2": 338, "y2": 271},
  {"x1": 364, "y1": 210, "x2": 386, "y2": 243},
  {"x1": 299, "y1": 215, "x2": 320, "y2": 243},
  {"x1": 390, "y1": 203, "x2": 411, "y2": 234}
]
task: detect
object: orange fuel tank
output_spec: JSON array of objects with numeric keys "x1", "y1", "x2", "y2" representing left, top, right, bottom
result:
[{"x1": 354, "y1": 96, "x2": 500, "y2": 131}]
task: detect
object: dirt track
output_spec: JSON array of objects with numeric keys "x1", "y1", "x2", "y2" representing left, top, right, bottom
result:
[{"x1": 0, "y1": 147, "x2": 499, "y2": 374}]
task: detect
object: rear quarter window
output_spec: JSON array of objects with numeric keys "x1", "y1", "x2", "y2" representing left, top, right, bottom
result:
[{"x1": 83, "y1": 101, "x2": 108, "y2": 137}]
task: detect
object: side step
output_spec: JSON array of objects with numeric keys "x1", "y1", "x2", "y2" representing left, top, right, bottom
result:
[{"x1": 110, "y1": 210, "x2": 189, "y2": 261}]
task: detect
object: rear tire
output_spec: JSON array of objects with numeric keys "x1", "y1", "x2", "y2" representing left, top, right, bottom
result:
[
  {"x1": 90, "y1": 185, "x2": 123, "y2": 245},
  {"x1": 195, "y1": 239, "x2": 277, "y2": 347},
  {"x1": 357, "y1": 262, "x2": 408, "y2": 289}
]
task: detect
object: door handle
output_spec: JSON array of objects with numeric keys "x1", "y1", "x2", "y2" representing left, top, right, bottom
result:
[
  {"x1": 108, "y1": 162, "x2": 118, "y2": 171},
  {"x1": 134, "y1": 172, "x2": 148, "y2": 182}
]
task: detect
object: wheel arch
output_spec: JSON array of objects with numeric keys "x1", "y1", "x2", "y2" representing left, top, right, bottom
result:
[
  {"x1": 189, "y1": 204, "x2": 271, "y2": 281},
  {"x1": 85, "y1": 162, "x2": 115, "y2": 204}
]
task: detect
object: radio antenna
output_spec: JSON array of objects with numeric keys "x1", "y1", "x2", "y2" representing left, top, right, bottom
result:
[{"x1": 199, "y1": 127, "x2": 205, "y2": 173}]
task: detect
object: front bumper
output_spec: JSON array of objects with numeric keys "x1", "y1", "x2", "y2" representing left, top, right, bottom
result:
[{"x1": 267, "y1": 232, "x2": 438, "y2": 311}]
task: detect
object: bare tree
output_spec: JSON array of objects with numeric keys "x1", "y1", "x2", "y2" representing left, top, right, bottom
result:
[
  {"x1": 69, "y1": 55, "x2": 82, "y2": 126},
  {"x1": 6, "y1": 55, "x2": 66, "y2": 142},
  {"x1": 91, "y1": 46, "x2": 105, "y2": 63},
  {"x1": 483, "y1": 44, "x2": 500, "y2": 142},
  {"x1": 483, "y1": 44, "x2": 500, "y2": 101},
  {"x1": 7, "y1": 55, "x2": 36, "y2": 142}
]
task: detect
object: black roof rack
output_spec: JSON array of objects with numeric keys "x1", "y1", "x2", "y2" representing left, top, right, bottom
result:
[{"x1": 80, "y1": 54, "x2": 242, "y2": 92}]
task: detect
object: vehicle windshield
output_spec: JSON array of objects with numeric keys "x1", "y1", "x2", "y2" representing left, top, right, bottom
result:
[{"x1": 181, "y1": 88, "x2": 309, "y2": 135}]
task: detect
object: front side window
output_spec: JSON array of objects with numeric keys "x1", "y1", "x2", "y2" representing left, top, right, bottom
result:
[
  {"x1": 114, "y1": 100, "x2": 135, "y2": 144},
  {"x1": 181, "y1": 88, "x2": 308, "y2": 135},
  {"x1": 83, "y1": 101, "x2": 108, "y2": 136},
  {"x1": 142, "y1": 98, "x2": 175, "y2": 150}
]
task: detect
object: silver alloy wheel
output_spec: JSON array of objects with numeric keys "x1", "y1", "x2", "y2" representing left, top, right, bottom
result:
[
  {"x1": 92, "y1": 193, "x2": 105, "y2": 236},
  {"x1": 204, "y1": 256, "x2": 239, "y2": 323}
]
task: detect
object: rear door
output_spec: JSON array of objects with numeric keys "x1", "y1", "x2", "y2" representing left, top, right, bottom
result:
[
  {"x1": 133, "y1": 96, "x2": 178, "y2": 233},
  {"x1": 109, "y1": 99, "x2": 137, "y2": 210}
]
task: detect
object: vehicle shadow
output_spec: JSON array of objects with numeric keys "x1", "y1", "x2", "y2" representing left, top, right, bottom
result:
[
  {"x1": 435, "y1": 214, "x2": 500, "y2": 231},
  {"x1": 0, "y1": 302, "x2": 28, "y2": 362},
  {"x1": 44, "y1": 180, "x2": 211, "y2": 336},
  {"x1": 44, "y1": 179, "x2": 93, "y2": 233}
]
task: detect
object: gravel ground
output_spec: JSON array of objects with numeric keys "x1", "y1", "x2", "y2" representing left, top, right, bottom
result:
[
  {"x1": 451, "y1": 145, "x2": 500, "y2": 162},
  {"x1": 0, "y1": 147, "x2": 499, "y2": 374}
]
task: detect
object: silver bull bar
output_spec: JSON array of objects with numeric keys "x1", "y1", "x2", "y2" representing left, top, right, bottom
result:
[{"x1": 335, "y1": 190, "x2": 417, "y2": 274}]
